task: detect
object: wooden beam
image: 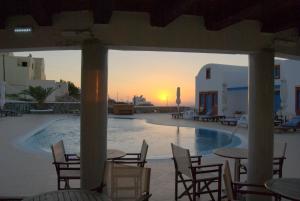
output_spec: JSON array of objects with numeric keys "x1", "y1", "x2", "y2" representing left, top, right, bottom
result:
[
  {"x1": 0, "y1": 1, "x2": 8, "y2": 29},
  {"x1": 91, "y1": 0, "x2": 112, "y2": 24},
  {"x1": 261, "y1": 1, "x2": 300, "y2": 33},
  {"x1": 29, "y1": 0, "x2": 53, "y2": 26},
  {"x1": 204, "y1": 0, "x2": 261, "y2": 31},
  {"x1": 150, "y1": 0, "x2": 199, "y2": 27},
  {"x1": 0, "y1": 17, "x2": 6, "y2": 29},
  {"x1": 261, "y1": 15, "x2": 300, "y2": 33}
]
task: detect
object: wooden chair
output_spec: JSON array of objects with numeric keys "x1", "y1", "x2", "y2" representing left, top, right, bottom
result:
[
  {"x1": 113, "y1": 140, "x2": 148, "y2": 167},
  {"x1": 51, "y1": 140, "x2": 80, "y2": 190},
  {"x1": 239, "y1": 142, "x2": 287, "y2": 178},
  {"x1": 104, "y1": 161, "x2": 151, "y2": 201},
  {"x1": 223, "y1": 160, "x2": 279, "y2": 201},
  {"x1": 171, "y1": 143, "x2": 222, "y2": 201},
  {"x1": 273, "y1": 142, "x2": 287, "y2": 178}
]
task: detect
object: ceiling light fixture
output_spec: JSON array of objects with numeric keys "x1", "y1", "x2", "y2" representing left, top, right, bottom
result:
[{"x1": 14, "y1": 27, "x2": 32, "y2": 33}]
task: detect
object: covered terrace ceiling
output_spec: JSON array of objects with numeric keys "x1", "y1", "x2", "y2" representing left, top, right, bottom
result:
[
  {"x1": 0, "y1": 0, "x2": 300, "y2": 58},
  {"x1": 1, "y1": 0, "x2": 300, "y2": 33}
]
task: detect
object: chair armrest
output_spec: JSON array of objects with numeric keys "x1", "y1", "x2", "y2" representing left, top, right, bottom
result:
[
  {"x1": 137, "y1": 194, "x2": 152, "y2": 201},
  {"x1": 113, "y1": 160, "x2": 147, "y2": 164},
  {"x1": 115, "y1": 157, "x2": 140, "y2": 160},
  {"x1": 233, "y1": 182, "x2": 266, "y2": 188},
  {"x1": 273, "y1": 157, "x2": 286, "y2": 161},
  {"x1": 117, "y1": 153, "x2": 141, "y2": 160},
  {"x1": 192, "y1": 163, "x2": 222, "y2": 174},
  {"x1": 190, "y1": 155, "x2": 202, "y2": 164},
  {"x1": 53, "y1": 161, "x2": 80, "y2": 169},
  {"x1": 126, "y1": 153, "x2": 140, "y2": 156},
  {"x1": 59, "y1": 167, "x2": 80, "y2": 171},
  {"x1": 53, "y1": 161, "x2": 80, "y2": 165},
  {"x1": 193, "y1": 163, "x2": 223, "y2": 168},
  {"x1": 190, "y1": 155, "x2": 202, "y2": 159}
]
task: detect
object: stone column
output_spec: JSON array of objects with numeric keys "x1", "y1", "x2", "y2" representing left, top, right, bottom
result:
[
  {"x1": 248, "y1": 49, "x2": 274, "y2": 200},
  {"x1": 80, "y1": 39, "x2": 108, "y2": 189}
]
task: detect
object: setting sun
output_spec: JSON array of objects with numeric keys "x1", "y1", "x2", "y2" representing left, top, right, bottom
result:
[
  {"x1": 156, "y1": 91, "x2": 173, "y2": 105},
  {"x1": 159, "y1": 92, "x2": 168, "y2": 101}
]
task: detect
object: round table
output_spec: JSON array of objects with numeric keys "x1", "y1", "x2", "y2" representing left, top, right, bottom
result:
[
  {"x1": 265, "y1": 178, "x2": 300, "y2": 200},
  {"x1": 107, "y1": 149, "x2": 126, "y2": 160},
  {"x1": 77, "y1": 149, "x2": 126, "y2": 160},
  {"x1": 23, "y1": 190, "x2": 110, "y2": 201},
  {"x1": 214, "y1": 147, "x2": 248, "y2": 181}
]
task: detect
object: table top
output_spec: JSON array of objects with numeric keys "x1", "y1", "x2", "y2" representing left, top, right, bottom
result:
[
  {"x1": 23, "y1": 190, "x2": 110, "y2": 201},
  {"x1": 214, "y1": 147, "x2": 284, "y2": 159},
  {"x1": 107, "y1": 149, "x2": 126, "y2": 160},
  {"x1": 265, "y1": 178, "x2": 300, "y2": 200},
  {"x1": 77, "y1": 149, "x2": 126, "y2": 160},
  {"x1": 214, "y1": 147, "x2": 248, "y2": 159}
]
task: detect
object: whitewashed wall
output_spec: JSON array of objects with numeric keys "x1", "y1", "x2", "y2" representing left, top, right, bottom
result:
[
  {"x1": 227, "y1": 90, "x2": 248, "y2": 116},
  {"x1": 195, "y1": 64, "x2": 224, "y2": 112},
  {"x1": 195, "y1": 64, "x2": 247, "y2": 115},
  {"x1": 276, "y1": 60, "x2": 300, "y2": 116},
  {"x1": 196, "y1": 59, "x2": 300, "y2": 117}
]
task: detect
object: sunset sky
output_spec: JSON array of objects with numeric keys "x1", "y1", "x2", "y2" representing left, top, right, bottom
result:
[{"x1": 14, "y1": 50, "x2": 248, "y2": 106}]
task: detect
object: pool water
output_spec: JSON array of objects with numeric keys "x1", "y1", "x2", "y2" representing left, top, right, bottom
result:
[{"x1": 24, "y1": 117, "x2": 241, "y2": 158}]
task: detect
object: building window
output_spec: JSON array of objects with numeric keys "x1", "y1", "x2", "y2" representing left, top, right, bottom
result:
[
  {"x1": 206, "y1": 68, "x2": 211, "y2": 79},
  {"x1": 21, "y1": 62, "x2": 28, "y2": 67},
  {"x1": 274, "y1": 65, "x2": 280, "y2": 79}
]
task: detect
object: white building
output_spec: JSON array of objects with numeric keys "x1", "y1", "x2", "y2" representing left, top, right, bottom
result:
[
  {"x1": 195, "y1": 59, "x2": 300, "y2": 117},
  {"x1": 0, "y1": 53, "x2": 68, "y2": 102}
]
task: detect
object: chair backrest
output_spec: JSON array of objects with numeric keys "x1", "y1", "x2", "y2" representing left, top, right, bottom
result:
[
  {"x1": 282, "y1": 142, "x2": 287, "y2": 157},
  {"x1": 104, "y1": 161, "x2": 151, "y2": 201},
  {"x1": 139, "y1": 140, "x2": 148, "y2": 166},
  {"x1": 51, "y1": 140, "x2": 67, "y2": 165},
  {"x1": 171, "y1": 143, "x2": 192, "y2": 178},
  {"x1": 223, "y1": 160, "x2": 234, "y2": 201},
  {"x1": 274, "y1": 142, "x2": 287, "y2": 158}
]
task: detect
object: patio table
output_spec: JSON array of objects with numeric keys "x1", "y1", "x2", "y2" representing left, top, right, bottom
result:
[
  {"x1": 214, "y1": 147, "x2": 248, "y2": 181},
  {"x1": 23, "y1": 190, "x2": 110, "y2": 201},
  {"x1": 107, "y1": 149, "x2": 126, "y2": 160},
  {"x1": 77, "y1": 149, "x2": 126, "y2": 160},
  {"x1": 214, "y1": 147, "x2": 283, "y2": 182},
  {"x1": 265, "y1": 178, "x2": 300, "y2": 200}
]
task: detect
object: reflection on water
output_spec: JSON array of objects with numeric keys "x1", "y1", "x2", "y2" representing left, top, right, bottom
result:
[{"x1": 24, "y1": 117, "x2": 241, "y2": 158}]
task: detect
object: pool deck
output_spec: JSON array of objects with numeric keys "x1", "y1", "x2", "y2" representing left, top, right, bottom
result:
[{"x1": 0, "y1": 113, "x2": 300, "y2": 201}]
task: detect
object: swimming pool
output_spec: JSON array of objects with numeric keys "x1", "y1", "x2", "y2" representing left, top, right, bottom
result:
[{"x1": 23, "y1": 116, "x2": 241, "y2": 158}]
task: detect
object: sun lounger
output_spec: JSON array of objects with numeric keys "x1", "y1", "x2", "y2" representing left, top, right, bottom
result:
[
  {"x1": 171, "y1": 112, "x2": 183, "y2": 119},
  {"x1": 183, "y1": 110, "x2": 195, "y2": 120},
  {"x1": 276, "y1": 116, "x2": 300, "y2": 132},
  {"x1": 198, "y1": 110, "x2": 213, "y2": 121},
  {"x1": 220, "y1": 117, "x2": 238, "y2": 126},
  {"x1": 237, "y1": 114, "x2": 248, "y2": 128}
]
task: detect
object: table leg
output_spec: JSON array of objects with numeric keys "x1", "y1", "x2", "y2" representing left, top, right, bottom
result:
[{"x1": 234, "y1": 159, "x2": 241, "y2": 182}]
